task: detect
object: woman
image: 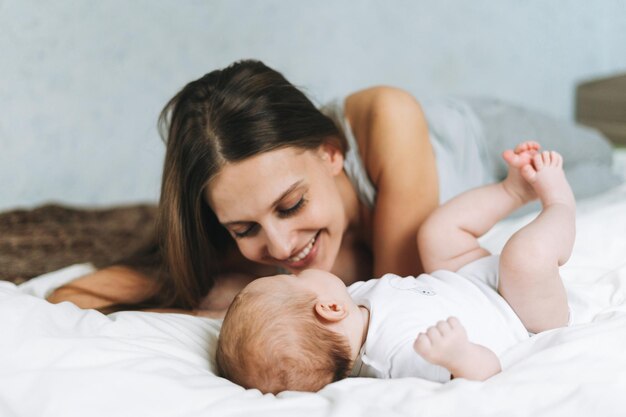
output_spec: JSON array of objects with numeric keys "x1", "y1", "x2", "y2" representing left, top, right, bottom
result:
[{"x1": 47, "y1": 60, "x2": 619, "y2": 316}]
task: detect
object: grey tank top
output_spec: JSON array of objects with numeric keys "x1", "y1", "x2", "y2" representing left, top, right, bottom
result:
[
  {"x1": 322, "y1": 100, "x2": 377, "y2": 208},
  {"x1": 322, "y1": 97, "x2": 493, "y2": 206}
]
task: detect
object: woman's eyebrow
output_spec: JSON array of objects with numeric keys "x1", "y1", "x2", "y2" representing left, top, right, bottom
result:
[
  {"x1": 270, "y1": 180, "x2": 303, "y2": 208},
  {"x1": 222, "y1": 180, "x2": 303, "y2": 227}
]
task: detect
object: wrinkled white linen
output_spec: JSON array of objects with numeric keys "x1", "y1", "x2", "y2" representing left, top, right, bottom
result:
[{"x1": 1, "y1": 153, "x2": 625, "y2": 417}]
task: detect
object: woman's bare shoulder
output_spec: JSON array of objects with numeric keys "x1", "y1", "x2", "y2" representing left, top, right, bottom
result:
[{"x1": 344, "y1": 86, "x2": 430, "y2": 183}]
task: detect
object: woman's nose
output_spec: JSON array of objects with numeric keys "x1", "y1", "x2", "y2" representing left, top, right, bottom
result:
[{"x1": 264, "y1": 224, "x2": 295, "y2": 260}]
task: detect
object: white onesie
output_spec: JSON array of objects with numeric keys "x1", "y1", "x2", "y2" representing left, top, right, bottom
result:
[{"x1": 348, "y1": 255, "x2": 529, "y2": 382}]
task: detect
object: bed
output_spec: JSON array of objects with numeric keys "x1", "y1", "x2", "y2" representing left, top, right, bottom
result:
[{"x1": 1, "y1": 150, "x2": 625, "y2": 417}]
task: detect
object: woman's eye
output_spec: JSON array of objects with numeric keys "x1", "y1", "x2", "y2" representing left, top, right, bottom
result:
[
  {"x1": 232, "y1": 224, "x2": 258, "y2": 239},
  {"x1": 278, "y1": 197, "x2": 306, "y2": 218}
]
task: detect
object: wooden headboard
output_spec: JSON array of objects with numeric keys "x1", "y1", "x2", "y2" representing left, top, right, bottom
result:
[{"x1": 576, "y1": 73, "x2": 626, "y2": 146}]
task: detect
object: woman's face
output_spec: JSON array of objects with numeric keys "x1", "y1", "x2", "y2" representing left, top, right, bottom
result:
[{"x1": 205, "y1": 145, "x2": 348, "y2": 274}]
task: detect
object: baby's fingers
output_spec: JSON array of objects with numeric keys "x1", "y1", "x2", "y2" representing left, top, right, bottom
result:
[
  {"x1": 413, "y1": 333, "x2": 432, "y2": 353},
  {"x1": 447, "y1": 316, "x2": 462, "y2": 330},
  {"x1": 434, "y1": 319, "x2": 454, "y2": 337}
]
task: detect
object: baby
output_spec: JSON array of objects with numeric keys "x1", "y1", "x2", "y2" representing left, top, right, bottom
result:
[{"x1": 216, "y1": 141, "x2": 575, "y2": 394}]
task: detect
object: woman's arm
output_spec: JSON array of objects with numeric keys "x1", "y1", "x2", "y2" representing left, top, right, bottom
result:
[
  {"x1": 345, "y1": 87, "x2": 439, "y2": 277},
  {"x1": 46, "y1": 266, "x2": 159, "y2": 310},
  {"x1": 48, "y1": 262, "x2": 260, "y2": 314}
]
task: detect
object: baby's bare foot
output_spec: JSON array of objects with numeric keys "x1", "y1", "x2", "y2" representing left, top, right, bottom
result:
[
  {"x1": 413, "y1": 317, "x2": 470, "y2": 370},
  {"x1": 520, "y1": 151, "x2": 575, "y2": 209},
  {"x1": 502, "y1": 141, "x2": 541, "y2": 203}
]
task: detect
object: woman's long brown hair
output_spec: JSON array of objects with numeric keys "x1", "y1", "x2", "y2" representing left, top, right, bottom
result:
[{"x1": 153, "y1": 60, "x2": 346, "y2": 309}]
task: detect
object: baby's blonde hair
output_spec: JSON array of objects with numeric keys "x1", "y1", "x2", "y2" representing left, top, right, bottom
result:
[{"x1": 216, "y1": 285, "x2": 353, "y2": 394}]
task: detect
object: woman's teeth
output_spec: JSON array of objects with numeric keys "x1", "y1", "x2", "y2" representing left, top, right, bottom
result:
[{"x1": 288, "y1": 235, "x2": 316, "y2": 263}]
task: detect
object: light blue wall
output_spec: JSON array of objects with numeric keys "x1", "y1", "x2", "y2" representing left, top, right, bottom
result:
[{"x1": 1, "y1": 0, "x2": 625, "y2": 210}]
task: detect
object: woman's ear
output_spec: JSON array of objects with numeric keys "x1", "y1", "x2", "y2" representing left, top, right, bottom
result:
[
  {"x1": 314, "y1": 301, "x2": 349, "y2": 322},
  {"x1": 318, "y1": 142, "x2": 344, "y2": 176}
]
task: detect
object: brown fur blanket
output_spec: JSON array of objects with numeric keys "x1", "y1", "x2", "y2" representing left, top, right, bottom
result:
[{"x1": 0, "y1": 204, "x2": 157, "y2": 284}]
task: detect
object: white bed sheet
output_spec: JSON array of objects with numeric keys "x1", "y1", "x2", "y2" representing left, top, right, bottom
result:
[{"x1": 1, "y1": 151, "x2": 625, "y2": 417}]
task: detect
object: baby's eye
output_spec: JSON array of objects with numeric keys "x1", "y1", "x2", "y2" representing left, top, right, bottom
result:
[{"x1": 278, "y1": 197, "x2": 307, "y2": 218}]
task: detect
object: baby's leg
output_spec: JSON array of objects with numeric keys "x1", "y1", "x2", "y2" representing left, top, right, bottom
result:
[
  {"x1": 499, "y1": 151, "x2": 574, "y2": 333},
  {"x1": 419, "y1": 141, "x2": 540, "y2": 274},
  {"x1": 413, "y1": 317, "x2": 501, "y2": 381}
]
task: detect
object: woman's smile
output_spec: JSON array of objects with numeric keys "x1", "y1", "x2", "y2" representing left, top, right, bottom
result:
[{"x1": 283, "y1": 231, "x2": 321, "y2": 270}]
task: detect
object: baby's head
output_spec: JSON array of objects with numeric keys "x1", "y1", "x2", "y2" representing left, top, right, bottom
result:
[{"x1": 216, "y1": 269, "x2": 365, "y2": 394}]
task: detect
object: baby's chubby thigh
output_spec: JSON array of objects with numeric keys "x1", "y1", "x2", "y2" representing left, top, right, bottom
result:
[{"x1": 497, "y1": 246, "x2": 569, "y2": 334}]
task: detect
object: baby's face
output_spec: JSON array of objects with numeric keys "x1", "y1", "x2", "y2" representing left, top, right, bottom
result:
[
  {"x1": 294, "y1": 269, "x2": 354, "y2": 300},
  {"x1": 248, "y1": 269, "x2": 354, "y2": 305}
]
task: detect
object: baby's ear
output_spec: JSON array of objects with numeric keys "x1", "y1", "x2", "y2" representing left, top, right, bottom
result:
[{"x1": 314, "y1": 301, "x2": 348, "y2": 322}]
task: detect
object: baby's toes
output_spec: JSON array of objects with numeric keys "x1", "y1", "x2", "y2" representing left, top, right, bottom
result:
[
  {"x1": 543, "y1": 150, "x2": 555, "y2": 166},
  {"x1": 514, "y1": 140, "x2": 541, "y2": 154},
  {"x1": 503, "y1": 149, "x2": 531, "y2": 168},
  {"x1": 533, "y1": 153, "x2": 545, "y2": 170},
  {"x1": 520, "y1": 164, "x2": 537, "y2": 183},
  {"x1": 550, "y1": 150, "x2": 563, "y2": 168},
  {"x1": 502, "y1": 149, "x2": 519, "y2": 167}
]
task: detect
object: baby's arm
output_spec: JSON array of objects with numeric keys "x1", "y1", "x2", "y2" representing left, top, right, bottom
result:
[
  {"x1": 418, "y1": 141, "x2": 540, "y2": 273},
  {"x1": 413, "y1": 317, "x2": 501, "y2": 381}
]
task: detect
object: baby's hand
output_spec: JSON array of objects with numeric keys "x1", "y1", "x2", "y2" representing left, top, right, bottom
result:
[
  {"x1": 415, "y1": 317, "x2": 502, "y2": 380},
  {"x1": 413, "y1": 317, "x2": 469, "y2": 368}
]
